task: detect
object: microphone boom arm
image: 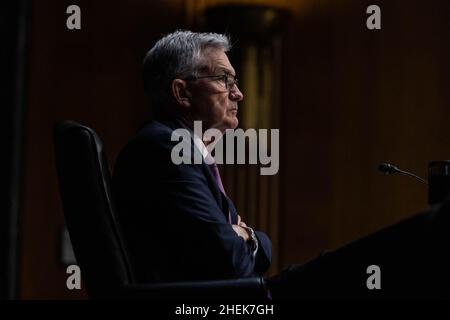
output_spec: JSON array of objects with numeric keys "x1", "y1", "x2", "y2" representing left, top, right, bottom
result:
[
  {"x1": 378, "y1": 163, "x2": 428, "y2": 186},
  {"x1": 396, "y1": 169, "x2": 428, "y2": 185}
]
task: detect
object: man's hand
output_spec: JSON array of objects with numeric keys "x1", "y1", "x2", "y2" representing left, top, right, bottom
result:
[
  {"x1": 232, "y1": 225, "x2": 250, "y2": 241},
  {"x1": 232, "y1": 215, "x2": 249, "y2": 241},
  {"x1": 237, "y1": 214, "x2": 247, "y2": 227}
]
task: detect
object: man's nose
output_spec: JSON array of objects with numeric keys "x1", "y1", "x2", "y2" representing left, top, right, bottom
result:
[{"x1": 229, "y1": 85, "x2": 244, "y2": 101}]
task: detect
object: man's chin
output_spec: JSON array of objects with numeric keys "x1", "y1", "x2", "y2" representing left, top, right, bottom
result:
[
  {"x1": 228, "y1": 117, "x2": 239, "y2": 130},
  {"x1": 214, "y1": 117, "x2": 239, "y2": 132}
]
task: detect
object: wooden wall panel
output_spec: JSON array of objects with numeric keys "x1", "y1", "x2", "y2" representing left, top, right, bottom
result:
[{"x1": 279, "y1": 0, "x2": 450, "y2": 267}]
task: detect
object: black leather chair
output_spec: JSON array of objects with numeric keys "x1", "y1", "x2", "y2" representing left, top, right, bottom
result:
[{"x1": 53, "y1": 120, "x2": 268, "y2": 300}]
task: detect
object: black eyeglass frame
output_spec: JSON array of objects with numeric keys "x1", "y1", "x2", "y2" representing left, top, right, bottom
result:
[{"x1": 183, "y1": 74, "x2": 239, "y2": 91}]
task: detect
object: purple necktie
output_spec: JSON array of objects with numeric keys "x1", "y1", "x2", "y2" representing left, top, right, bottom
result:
[
  {"x1": 207, "y1": 160, "x2": 232, "y2": 223},
  {"x1": 209, "y1": 162, "x2": 226, "y2": 194}
]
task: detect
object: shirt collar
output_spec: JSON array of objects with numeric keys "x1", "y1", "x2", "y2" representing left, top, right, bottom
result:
[
  {"x1": 178, "y1": 119, "x2": 209, "y2": 161},
  {"x1": 192, "y1": 133, "x2": 209, "y2": 160}
]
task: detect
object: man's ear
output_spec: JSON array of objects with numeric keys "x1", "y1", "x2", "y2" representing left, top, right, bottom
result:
[{"x1": 172, "y1": 79, "x2": 192, "y2": 108}]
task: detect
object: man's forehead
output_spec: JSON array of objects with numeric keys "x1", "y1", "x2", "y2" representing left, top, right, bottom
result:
[
  {"x1": 200, "y1": 48, "x2": 236, "y2": 75},
  {"x1": 214, "y1": 65, "x2": 235, "y2": 75}
]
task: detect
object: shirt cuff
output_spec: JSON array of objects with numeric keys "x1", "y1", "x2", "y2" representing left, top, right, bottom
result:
[{"x1": 243, "y1": 226, "x2": 258, "y2": 257}]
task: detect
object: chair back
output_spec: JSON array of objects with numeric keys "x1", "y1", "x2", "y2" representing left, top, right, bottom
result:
[{"x1": 54, "y1": 120, "x2": 134, "y2": 298}]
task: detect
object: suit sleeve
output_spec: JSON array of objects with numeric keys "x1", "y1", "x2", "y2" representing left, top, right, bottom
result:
[
  {"x1": 254, "y1": 231, "x2": 272, "y2": 273},
  {"x1": 226, "y1": 195, "x2": 272, "y2": 273}
]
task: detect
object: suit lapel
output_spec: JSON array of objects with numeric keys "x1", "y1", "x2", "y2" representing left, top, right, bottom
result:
[
  {"x1": 223, "y1": 194, "x2": 238, "y2": 224},
  {"x1": 161, "y1": 118, "x2": 237, "y2": 224},
  {"x1": 202, "y1": 163, "x2": 239, "y2": 224},
  {"x1": 202, "y1": 162, "x2": 232, "y2": 222}
]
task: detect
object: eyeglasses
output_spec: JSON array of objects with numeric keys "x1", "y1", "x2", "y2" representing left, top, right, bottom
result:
[{"x1": 184, "y1": 73, "x2": 239, "y2": 91}]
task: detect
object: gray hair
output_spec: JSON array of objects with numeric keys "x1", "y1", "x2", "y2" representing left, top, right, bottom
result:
[{"x1": 143, "y1": 30, "x2": 231, "y2": 116}]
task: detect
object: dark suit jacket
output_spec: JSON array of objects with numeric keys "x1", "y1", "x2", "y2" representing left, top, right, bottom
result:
[{"x1": 112, "y1": 119, "x2": 272, "y2": 283}]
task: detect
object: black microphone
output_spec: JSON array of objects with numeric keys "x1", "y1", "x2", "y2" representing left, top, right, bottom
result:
[{"x1": 378, "y1": 163, "x2": 428, "y2": 185}]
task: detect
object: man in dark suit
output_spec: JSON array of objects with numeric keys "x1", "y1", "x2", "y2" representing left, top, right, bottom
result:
[{"x1": 112, "y1": 30, "x2": 272, "y2": 284}]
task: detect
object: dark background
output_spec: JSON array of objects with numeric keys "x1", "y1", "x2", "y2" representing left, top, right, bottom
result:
[{"x1": 3, "y1": 0, "x2": 450, "y2": 299}]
